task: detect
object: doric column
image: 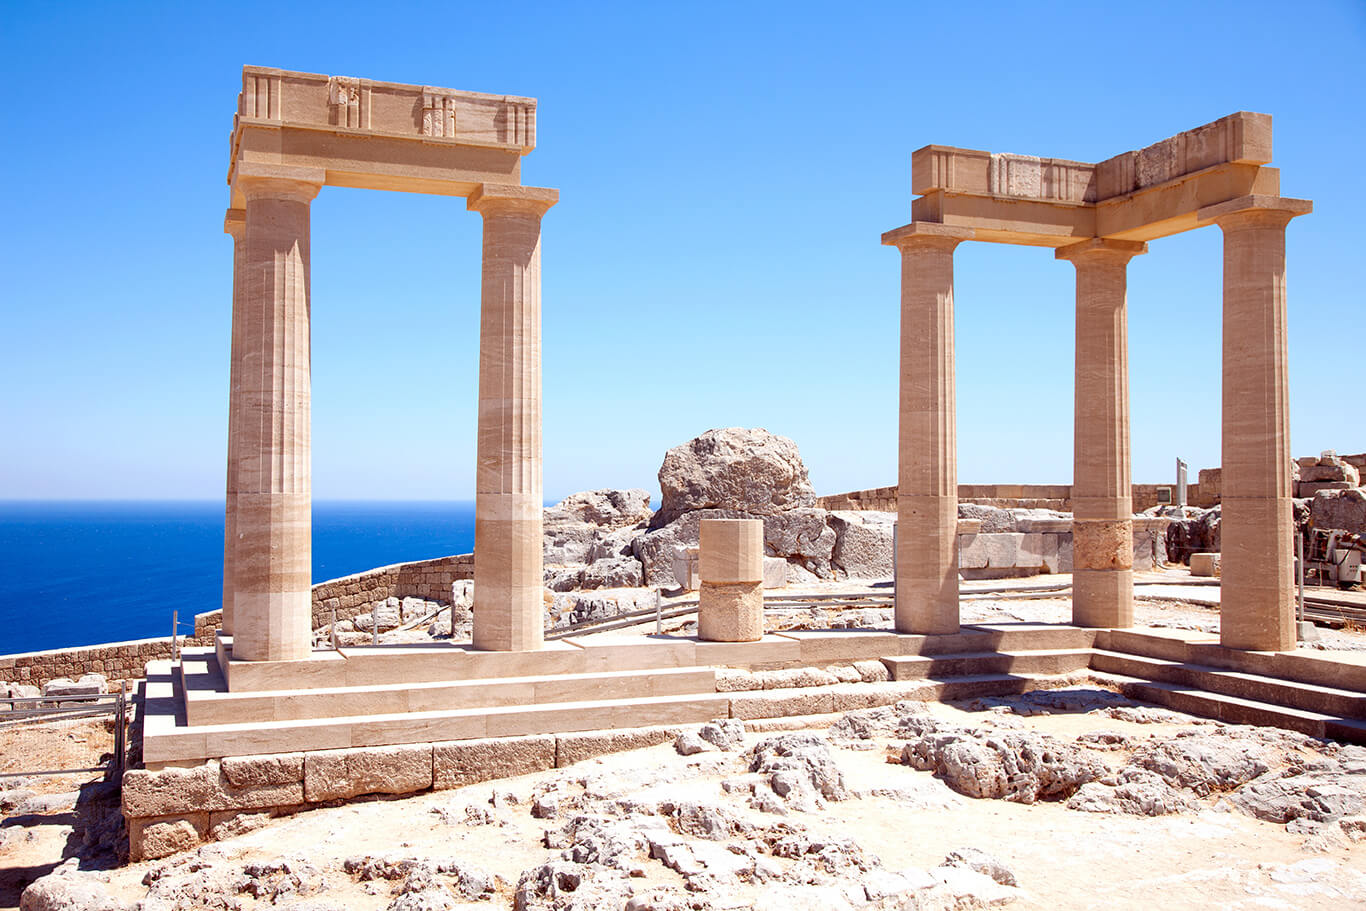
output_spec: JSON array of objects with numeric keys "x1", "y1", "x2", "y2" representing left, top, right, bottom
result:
[
  {"x1": 221, "y1": 208, "x2": 246, "y2": 636},
  {"x1": 882, "y1": 223, "x2": 973, "y2": 635},
  {"x1": 231, "y1": 166, "x2": 323, "y2": 662},
  {"x1": 1057, "y1": 238, "x2": 1146, "y2": 628},
  {"x1": 467, "y1": 184, "x2": 558, "y2": 652},
  {"x1": 1201, "y1": 195, "x2": 1311, "y2": 651}
]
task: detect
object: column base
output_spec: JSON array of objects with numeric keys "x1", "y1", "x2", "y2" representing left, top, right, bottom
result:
[
  {"x1": 1072, "y1": 569, "x2": 1133, "y2": 628},
  {"x1": 698, "y1": 581, "x2": 763, "y2": 642}
]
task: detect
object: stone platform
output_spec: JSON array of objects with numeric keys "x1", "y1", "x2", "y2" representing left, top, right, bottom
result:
[{"x1": 125, "y1": 621, "x2": 1366, "y2": 861}]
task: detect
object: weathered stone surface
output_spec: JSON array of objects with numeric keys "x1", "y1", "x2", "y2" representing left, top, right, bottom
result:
[
  {"x1": 957, "y1": 503, "x2": 1017, "y2": 533},
  {"x1": 698, "y1": 581, "x2": 763, "y2": 642},
  {"x1": 653, "y1": 428, "x2": 816, "y2": 527},
  {"x1": 20, "y1": 873, "x2": 131, "y2": 911},
  {"x1": 1066, "y1": 769, "x2": 1195, "y2": 816},
  {"x1": 901, "y1": 717, "x2": 1106, "y2": 803},
  {"x1": 304, "y1": 744, "x2": 434, "y2": 802},
  {"x1": 545, "y1": 489, "x2": 652, "y2": 529},
  {"x1": 1131, "y1": 734, "x2": 1272, "y2": 796},
  {"x1": 130, "y1": 815, "x2": 204, "y2": 861},
  {"x1": 221, "y1": 752, "x2": 304, "y2": 789},
  {"x1": 1310, "y1": 488, "x2": 1366, "y2": 535},
  {"x1": 698, "y1": 719, "x2": 746, "y2": 751},
  {"x1": 828, "y1": 510, "x2": 894, "y2": 578},
  {"x1": 943, "y1": 847, "x2": 1018, "y2": 886},
  {"x1": 555, "y1": 727, "x2": 678, "y2": 767},
  {"x1": 122, "y1": 760, "x2": 304, "y2": 817},
  {"x1": 433, "y1": 735, "x2": 555, "y2": 789},
  {"x1": 750, "y1": 733, "x2": 848, "y2": 811},
  {"x1": 636, "y1": 507, "x2": 838, "y2": 587},
  {"x1": 577, "y1": 556, "x2": 644, "y2": 590},
  {"x1": 673, "y1": 732, "x2": 713, "y2": 756}
]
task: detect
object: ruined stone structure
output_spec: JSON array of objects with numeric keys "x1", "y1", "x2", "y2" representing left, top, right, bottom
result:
[
  {"x1": 220, "y1": 67, "x2": 555, "y2": 666},
  {"x1": 885, "y1": 113, "x2": 1310, "y2": 651}
]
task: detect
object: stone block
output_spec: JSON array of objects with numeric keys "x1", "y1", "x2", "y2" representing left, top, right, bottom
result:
[
  {"x1": 958, "y1": 534, "x2": 988, "y2": 569},
  {"x1": 432, "y1": 735, "x2": 555, "y2": 789},
  {"x1": 1073, "y1": 520, "x2": 1133, "y2": 571},
  {"x1": 1190, "y1": 553, "x2": 1221, "y2": 577},
  {"x1": 122, "y1": 760, "x2": 304, "y2": 817},
  {"x1": 762, "y1": 557, "x2": 788, "y2": 589},
  {"x1": 555, "y1": 726, "x2": 679, "y2": 767},
  {"x1": 698, "y1": 581, "x2": 764, "y2": 642},
  {"x1": 699, "y1": 519, "x2": 764, "y2": 583},
  {"x1": 128, "y1": 813, "x2": 207, "y2": 862},
  {"x1": 303, "y1": 744, "x2": 433, "y2": 802},
  {"x1": 1041, "y1": 534, "x2": 1061, "y2": 573},
  {"x1": 1016, "y1": 533, "x2": 1045, "y2": 568},
  {"x1": 219, "y1": 752, "x2": 304, "y2": 789},
  {"x1": 729, "y1": 689, "x2": 835, "y2": 720},
  {"x1": 1298, "y1": 480, "x2": 1355, "y2": 497},
  {"x1": 1302, "y1": 462, "x2": 1358, "y2": 484},
  {"x1": 671, "y1": 547, "x2": 700, "y2": 591}
]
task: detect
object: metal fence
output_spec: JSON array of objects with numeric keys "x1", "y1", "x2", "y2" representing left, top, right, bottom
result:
[{"x1": 0, "y1": 687, "x2": 128, "y2": 779}]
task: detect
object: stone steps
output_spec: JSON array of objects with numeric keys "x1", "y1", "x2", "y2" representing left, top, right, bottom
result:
[
  {"x1": 881, "y1": 648, "x2": 1093, "y2": 680},
  {"x1": 1091, "y1": 650, "x2": 1366, "y2": 721},
  {"x1": 1116, "y1": 678, "x2": 1366, "y2": 744},
  {"x1": 178, "y1": 657, "x2": 719, "y2": 726}
]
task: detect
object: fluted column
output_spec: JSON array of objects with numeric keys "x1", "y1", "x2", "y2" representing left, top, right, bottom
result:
[
  {"x1": 468, "y1": 184, "x2": 558, "y2": 652},
  {"x1": 882, "y1": 223, "x2": 973, "y2": 634},
  {"x1": 1202, "y1": 194, "x2": 1311, "y2": 651},
  {"x1": 232, "y1": 168, "x2": 322, "y2": 662},
  {"x1": 1057, "y1": 238, "x2": 1146, "y2": 628},
  {"x1": 221, "y1": 208, "x2": 246, "y2": 636}
]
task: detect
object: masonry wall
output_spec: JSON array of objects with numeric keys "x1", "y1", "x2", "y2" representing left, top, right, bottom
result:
[
  {"x1": 0, "y1": 552, "x2": 475, "y2": 691},
  {"x1": 821, "y1": 483, "x2": 1212, "y2": 512}
]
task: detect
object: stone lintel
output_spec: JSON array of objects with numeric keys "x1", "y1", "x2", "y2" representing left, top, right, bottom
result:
[
  {"x1": 881, "y1": 221, "x2": 974, "y2": 248},
  {"x1": 911, "y1": 112, "x2": 1273, "y2": 205},
  {"x1": 1196, "y1": 194, "x2": 1313, "y2": 226},
  {"x1": 1055, "y1": 237, "x2": 1147, "y2": 262},
  {"x1": 466, "y1": 183, "x2": 559, "y2": 216}
]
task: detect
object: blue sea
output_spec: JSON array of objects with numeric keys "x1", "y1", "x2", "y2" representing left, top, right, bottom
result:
[{"x1": 0, "y1": 501, "x2": 477, "y2": 656}]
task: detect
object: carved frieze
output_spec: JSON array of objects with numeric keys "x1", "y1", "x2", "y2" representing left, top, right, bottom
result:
[{"x1": 421, "y1": 90, "x2": 457, "y2": 138}]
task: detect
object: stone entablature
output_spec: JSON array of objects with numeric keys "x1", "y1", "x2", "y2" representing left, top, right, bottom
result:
[
  {"x1": 909, "y1": 112, "x2": 1283, "y2": 245},
  {"x1": 228, "y1": 66, "x2": 537, "y2": 203}
]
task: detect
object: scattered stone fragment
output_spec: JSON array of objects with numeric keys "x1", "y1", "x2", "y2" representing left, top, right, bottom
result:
[
  {"x1": 944, "y1": 847, "x2": 1018, "y2": 886},
  {"x1": 674, "y1": 731, "x2": 714, "y2": 756},
  {"x1": 697, "y1": 719, "x2": 746, "y2": 751}
]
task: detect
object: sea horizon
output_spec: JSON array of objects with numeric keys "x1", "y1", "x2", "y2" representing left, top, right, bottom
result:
[{"x1": 0, "y1": 499, "x2": 482, "y2": 657}]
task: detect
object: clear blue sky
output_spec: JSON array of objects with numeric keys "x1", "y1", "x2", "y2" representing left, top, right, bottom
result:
[{"x1": 2, "y1": 1, "x2": 1362, "y2": 502}]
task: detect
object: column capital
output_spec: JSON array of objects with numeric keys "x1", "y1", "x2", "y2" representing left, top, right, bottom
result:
[
  {"x1": 1055, "y1": 237, "x2": 1147, "y2": 264},
  {"x1": 881, "y1": 222, "x2": 974, "y2": 250},
  {"x1": 223, "y1": 208, "x2": 246, "y2": 239},
  {"x1": 234, "y1": 163, "x2": 325, "y2": 204},
  {"x1": 1198, "y1": 194, "x2": 1312, "y2": 230},
  {"x1": 467, "y1": 183, "x2": 559, "y2": 217}
]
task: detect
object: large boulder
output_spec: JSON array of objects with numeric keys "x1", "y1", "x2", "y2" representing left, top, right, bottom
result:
[
  {"x1": 1310, "y1": 488, "x2": 1366, "y2": 535},
  {"x1": 652, "y1": 428, "x2": 816, "y2": 528}
]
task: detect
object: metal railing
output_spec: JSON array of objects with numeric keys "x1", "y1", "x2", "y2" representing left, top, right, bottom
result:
[{"x1": 0, "y1": 683, "x2": 128, "y2": 777}]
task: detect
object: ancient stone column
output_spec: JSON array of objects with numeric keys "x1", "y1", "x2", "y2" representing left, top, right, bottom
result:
[
  {"x1": 221, "y1": 208, "x2": 246, "y2": 637},
  {"x1": 882, "y1": 223, "x2": 973, "y2": 635},
  {"x1": 468, "y1": 185, "x2": 559, "y2": 652},
  {"x1": 698, "y1": 519, "x2": 765, "y2": 642},
  {"x1": 1202, "y1": 195, "x2": 1311, "y2": 651},
  {"x1": 1057, "y1": 238, "x2": 1146, "y2": 628},
  {"x1": 232, "y1": 168, "x2": 322, "y2": 662}
]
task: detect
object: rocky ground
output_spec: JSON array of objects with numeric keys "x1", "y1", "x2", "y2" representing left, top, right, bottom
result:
[{"x1": 10, "y1": 689, "x2": 1366, "y2": 910}]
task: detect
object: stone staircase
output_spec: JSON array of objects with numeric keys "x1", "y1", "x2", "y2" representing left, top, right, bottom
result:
[{"x1": 141, "y1": 622, "x2": 1366, "y2": 767}]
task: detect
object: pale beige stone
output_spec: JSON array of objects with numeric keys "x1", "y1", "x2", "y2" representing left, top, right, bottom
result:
[
  {"x1": 469, "y1": 185, "x2": 558, "y2": 653},
  {"x1": 697, "y1": 581, "x2": 763, "y2": 642},
  {"x1": 221, "y1": 208, "x2": 246, "y2": 637},
  {"x1": 698, "y1": 519, "x2": 764, "y2": 583},
  {"x1": 881, "y1": 223, "x2": 972, "y2": 635},
  {"x1": 1190, "y1": 553, "x2": 1222, "y2": 577},
  {"x1": 130, "y1": 816, "x2": 204, "y2": 861},
  {"x1": 729, "y1": 689, "x2": 834, "y2": 720},
  {"x1": 122, "y1": 760, "x2": 303, "y2": 817},
  {"x1": 1204, "y1": 196, "x2": 1310, "y2": 652},
  {"x1": 890, "y1": 115, "x2": 1310, "y2": 649},
  {"x1": 220, "y1": 752, "x2": 304, "y2": 789},
  {"x1": 432, "y1": 735, "x2": 555, "y2": 789},
  {"x1": 554, "y1": 726, "x2": 680, "y2": 767},
  {"x1": 302, "y1": 744, "x2": 434, "y2": 802}
]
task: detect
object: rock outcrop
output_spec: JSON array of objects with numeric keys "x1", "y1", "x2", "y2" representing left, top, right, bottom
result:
[
  {"x1": 543, "y1": 489, "x2": 651, "y2": 592},
  {"x1": 652, "y1": 428, "x2": 816, "y2": 528}
]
